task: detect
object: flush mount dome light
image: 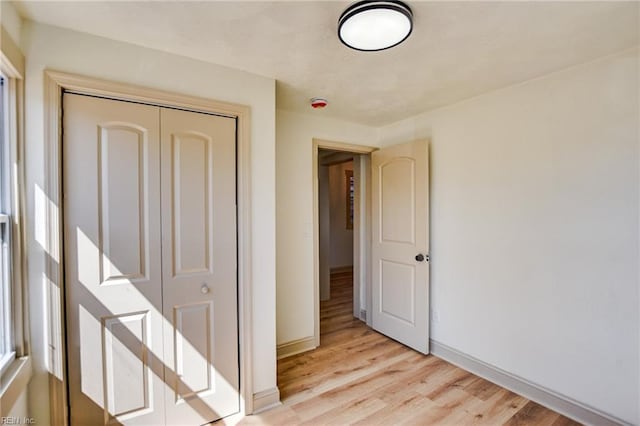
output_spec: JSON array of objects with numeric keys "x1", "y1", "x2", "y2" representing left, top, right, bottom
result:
[{"x1": 338, "y1": 0, "x2": 413, "y2": 51}]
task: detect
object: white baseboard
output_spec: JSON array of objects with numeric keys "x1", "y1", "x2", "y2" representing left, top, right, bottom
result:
[
  {"x1": 430, "y1": 340, "x2": 629, "y2": 426},
  {"x1": 252, "y1": 387, "x2": 281, "y2": 414},
  {"x1": 277, "y1": 336, "x2": 316, "y2": 360}
]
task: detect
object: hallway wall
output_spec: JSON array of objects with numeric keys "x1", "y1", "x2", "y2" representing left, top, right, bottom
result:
[{"x1": 328, "y1": 161, "x2": 354, "y2": 269}]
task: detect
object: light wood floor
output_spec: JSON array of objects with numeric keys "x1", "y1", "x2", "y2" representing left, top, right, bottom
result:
[{"x1": 232, "y1": 269, "x2": 580, "y2": 426}]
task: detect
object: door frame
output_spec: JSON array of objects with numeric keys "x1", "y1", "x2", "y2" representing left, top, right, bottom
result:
[
  {"x1": 312, "y1": 139, "x2": 376, "y2": 346},
  {"x1": 43, "y1": 70, "x2": 254, "y2": 424}
]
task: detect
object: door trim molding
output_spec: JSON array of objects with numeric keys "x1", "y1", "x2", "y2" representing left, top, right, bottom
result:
[
  {"x1": 312, "y1": 139, "x2": 376, "y2": 348},
  {"x1": 252, "y1": 387, "x2": 281, "y2": 414},
  {"x1": 44, "y1": 70, "x2": 254, "y2": 424}
]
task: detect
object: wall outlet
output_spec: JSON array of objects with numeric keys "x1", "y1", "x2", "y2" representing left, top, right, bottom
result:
[{"x1": 431, "y1": 309, "x2": 440, "y2": 323}]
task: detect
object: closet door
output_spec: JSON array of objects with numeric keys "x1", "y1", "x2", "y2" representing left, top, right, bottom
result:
[
  {"x1": 159, "y1": 108, "x2": 239, "y2": 424},
  {"x1": 64, "y1": 94, "x2": 165, "y2": 425}
]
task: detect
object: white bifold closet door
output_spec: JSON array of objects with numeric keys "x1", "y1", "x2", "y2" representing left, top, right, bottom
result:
[{"x1": 63, "y1": 93, "x2": 239, "y2": 426}]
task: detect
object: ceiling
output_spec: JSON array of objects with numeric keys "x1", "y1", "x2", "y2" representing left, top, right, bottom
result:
[{"x1": 13, "y1": 1, "x2": 639, "y2": 126}]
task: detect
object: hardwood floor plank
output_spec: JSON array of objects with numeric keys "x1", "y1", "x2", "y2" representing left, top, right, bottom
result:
[
  {"x1": 300, "y1": 396, "x2": 386, "y2": 426},
  {"x1": 466, "y1": 389, "x2": 529, "y2": 425},
  {"x1": 353, "y1": 391, "x2": 434, "y2": 426},
  {"x1": 551, "y1": 415, "x2": 583, "y2": 426},
  {"x1": 465, "y1": 376, "x2": 504, "y2": 401},
  {"x1": 503, "y1": 401, "x2": 562, "y2": 426},
  {"x1": 424, "y1": 368, "x2": 477, "y2": 400}
]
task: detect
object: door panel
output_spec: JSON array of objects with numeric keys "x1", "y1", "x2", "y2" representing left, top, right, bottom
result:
[
  {"x1": 171, "y1": 132, "x2": 212, "y2": 275},
  {"x1": 380, "y1": 260, "x2": 415, "y2": 325},
  {"x1": 64, "y1": 94, "x2": 165, "y2": 425},
  {"x1": 65, "y1": 94, "x2": 240, "y2": 425},
  {"x1": 372, "y1": 140, "x2": 429, "y2": 354},
  {"x1": 98, "y1": 124, "x2": 150, "y2": 284},
  {"x1": 380, "y1": 158, "x2": 415, "y2": 244},
  {"x1": 160, "y1": 108, "x2": 239, "y2": 424},
  {"x1": 173, "y1": 301, "x2": 214, "y2": 399},
  {"x1": 102, "y1": 312, "x2": 152, "y2": 420}
]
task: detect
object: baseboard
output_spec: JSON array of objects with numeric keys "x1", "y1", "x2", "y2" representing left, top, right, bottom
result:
[
  {"x1": 252, "y1": 387, "x2": 281, "y2": 414},
  {"x1": 430, "y1": 340, "x2": 629, "y2": 426},
  {"x1": 330, "y1": 265, "x2": 353, "y2": 273},
  {"x1": 277, "y1": 336, "x2": 316, "y2": 360}
]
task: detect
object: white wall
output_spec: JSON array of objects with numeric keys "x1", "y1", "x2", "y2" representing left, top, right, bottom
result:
[
  {"x1": 328, "y1": 161, "x2": 354, "y2": 269},
  {"x1": 275, "y1": 109, "x2": 378, "y2": 345},
  {"x1": 21, "y1": 21, "x2": 277, "y2": 423},
  {"x1": 1, "y1": 1, "x2": 22, "y2": 46},
  {"x1": 3, "y1": 388, "x2": 28, "y2": 420},
  {"x1": 379, "y1": 49, "x2": 639, "y2": 424}
]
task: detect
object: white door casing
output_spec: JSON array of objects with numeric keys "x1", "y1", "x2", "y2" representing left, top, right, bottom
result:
[
  {"x1": 371, "y1": 139, "x2": 430, "y2": 354},
  {"x1": 64, "y1": 93, "x2": 239, "y2": 425}
]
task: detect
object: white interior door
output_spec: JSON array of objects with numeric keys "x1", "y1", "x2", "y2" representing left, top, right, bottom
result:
[
  {"x1": 64, "y1": 94, "x2": 239, "y2": 425},
  {"x1": 64, "y1": 94, "x2": 165, "y2": 425},
  {"x1": 371, "y1": 139, "x2": 430, "y2": 354},
  {"x1": 160, "y1": 108, "x2": 239, "y2": 424}
]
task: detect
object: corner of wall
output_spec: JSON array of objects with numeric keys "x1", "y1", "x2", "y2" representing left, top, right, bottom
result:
[{"x1": 0, "y1": 1, "x2": 23, "y2": 47}]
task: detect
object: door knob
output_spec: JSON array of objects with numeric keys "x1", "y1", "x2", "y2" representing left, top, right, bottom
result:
[
  {"x1": 201, "y1": 284, "x2": 210, "y2": 294},
  {"x1": 415, "y1": 254, "x2": 429, "y2": 262}
]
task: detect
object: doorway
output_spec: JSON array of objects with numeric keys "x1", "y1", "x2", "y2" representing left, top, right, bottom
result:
[
  {"x1": 312, "y1": 140, "x2": 375, "y2": 347},
  {"x1": 312, "y1": 138, "x2": 431, "y2": 354},
  {"x1": 318, "y1": 150, "x2": 356, "y2": 343}
]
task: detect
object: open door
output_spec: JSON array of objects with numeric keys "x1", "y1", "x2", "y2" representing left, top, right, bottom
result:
[{"x1": 371, "y1": 139, "x2": 429, "y2": 354}]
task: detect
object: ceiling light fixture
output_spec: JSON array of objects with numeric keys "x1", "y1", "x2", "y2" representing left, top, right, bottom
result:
[{"x1": 338, "y1": 1, "x2": 413, "y2": 52}]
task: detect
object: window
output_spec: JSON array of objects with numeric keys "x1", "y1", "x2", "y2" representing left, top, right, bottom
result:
[
  {"x1": 0, "y1": 71, "x2": 14, "y2": 374},
  {"x1": 0, "y1": 38, "x2": 30, "y2": 408}
]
